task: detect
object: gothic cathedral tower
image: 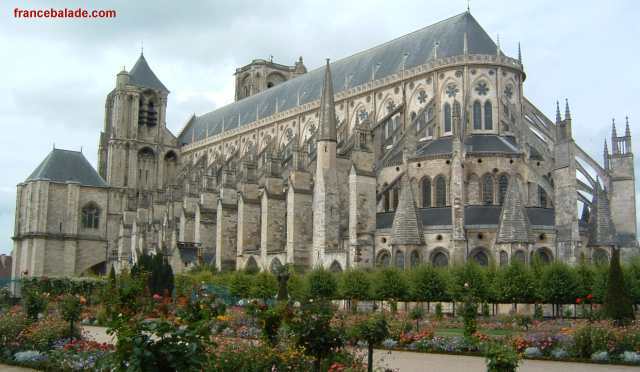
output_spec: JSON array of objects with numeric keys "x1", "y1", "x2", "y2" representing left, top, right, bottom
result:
[
  {"x1": 312, "y1": 60, "x2": 340, "y2": 266},
  {"x1": 98, "y1": 53, "x2": 179, "y2": 193}
]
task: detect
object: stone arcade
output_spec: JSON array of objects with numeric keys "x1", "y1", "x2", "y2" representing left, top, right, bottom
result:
[{"x1": 11, "y1": 12, "x2": 638, "y2": 279}]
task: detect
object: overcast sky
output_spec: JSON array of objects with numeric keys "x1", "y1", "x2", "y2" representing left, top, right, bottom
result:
[{"x1": 0, "y1": 0, "x2": 638, "y2": 254}]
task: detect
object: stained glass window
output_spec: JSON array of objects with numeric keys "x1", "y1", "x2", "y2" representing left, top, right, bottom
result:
[
  {"x1": 484, "y1": 101, "x2": 493, "y2": 130},
  {"x1": 444, "y1": 103, "x2": 452, "y2": 133},
  {"x1": 435, "y1": 176, "x2": 446, "y2": 207},
  {"x1": 422, "y1": 177, "x2": 431, "y2": 207},
  {"x1": 475, "y1": 81, "x2": 489, "y2": 95},
  {"x1": 498, "y1": 175, "x2": 509, "y2": 205},
  {"x1": 482, "y1": 174, "x2": 494, "y2": 205},
  {"x1": 473, "y1": 101, "x2": 482, "y2": 129},
  {"x1": 81, "y1": 204, "x2": 100, "y2": 229}
]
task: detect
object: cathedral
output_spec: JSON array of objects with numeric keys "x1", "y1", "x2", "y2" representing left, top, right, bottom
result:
[{"x1": 11, "y1": 12, "x2": 638, "y2": 279}]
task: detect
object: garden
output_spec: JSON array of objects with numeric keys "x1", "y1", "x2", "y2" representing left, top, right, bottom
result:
[{"x1": 1, "y1": 250, "x2": 640, "y2": 371}]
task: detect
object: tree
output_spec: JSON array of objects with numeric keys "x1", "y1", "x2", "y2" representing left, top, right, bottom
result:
[
  {"x1": 604, "y1": 248, "x2": 635, "y2": 325},
  {"x1": 575, "y1": 261, "x2": 596, "y2": 299},
  {"x1": 372, "y1": 268, "x2": 408, "y2": 313},
  {"x1": 626, "y1": 257, "x2": 640, "y2": 307},
  {"x1": 339, "y1": 269, "x2": 371, "y2": 313},
  {"x1": 349, "y1": 314, "x2": 389, "y2": 372},
  {"x1": 495, "y1": 262, "x2": 535, "y2": 310},
  {"x1": 540, "y1": 262, "x2": 578, "y2": 317},
  {"x1": 131, "y1": 253, "x2": 174, "y2": 296},
  {"x1": 448, "y1": 262, "x2": 488, "y2": 302},
  {"x1": 307, "y1": 267, "x2": 338, "y2": 300},
  {"x1": 409, "y1": 265, "x2": 447, "y2": 312}
]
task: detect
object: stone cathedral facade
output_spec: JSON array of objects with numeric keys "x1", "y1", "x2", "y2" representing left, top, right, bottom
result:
[{"x1": 11, "y1": 12, "x2": 638, "y2": 279}]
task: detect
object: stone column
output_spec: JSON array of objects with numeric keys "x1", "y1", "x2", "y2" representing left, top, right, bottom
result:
[
  {"x1": 215, "y1": 170, "x2": 238, "y2": 271},
  {"x1": 286, "y1": 170, "x2": 313, "y2": 271}
]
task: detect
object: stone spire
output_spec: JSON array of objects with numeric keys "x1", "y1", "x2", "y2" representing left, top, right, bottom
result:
[
  {"x1": 517, "y1": 42, "x2": 522, "y2": 63},
  {"x1": 625, "y1": 116, "x2": 631, "y2": 137},
  {"x1": 317, "y1": 59, "x2": 337, "y2": 142},
  {"x1": 604, "y1": 139, "x2": 610, "y2": 170},
  {"x1": 589, "y1": 182, "x2": 616, "y2": 246},
  {"x1": 611, "y1": 118, "x2": 618, "y2": 154},
  {"x1": 555, "y1": 101, "x2": 561, "y2": 124},
  {"x1": 564, "y1": 99, "x2": 571, "y2": 121},
  {"x1": 390, "y1": 175, "x2": 423, "y2": 246},
  {"x1": 496, "y1": 177, "x2": 532, "y2": 243}
]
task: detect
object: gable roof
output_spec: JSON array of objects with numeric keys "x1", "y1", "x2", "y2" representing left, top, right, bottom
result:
[
  {"x1": 129, "y1": 54, "x2": 169, "y2": 93},
  {"x1": 179, "y1": 12, "x2": 499, "y2": 145},
  {"x1": 26, "y1": 149, "x2": 108, "y2": 187}
]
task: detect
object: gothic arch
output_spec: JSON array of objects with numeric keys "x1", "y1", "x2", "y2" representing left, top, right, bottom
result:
[
  {"x1": 592, "y1": 248, "x2": 609, "y2": 264},
  {"x1": 376, "y1": 93, "x2": 396, "y2": 120},
  {"x1": 499, "y1": 250, "x2": 509, "y2": 266},
  {"x1": 81, "y1": 202, "x2": 101, "y2": 229},
  {"x1": 513, "y1": 250, "x2": 526, "y2": 264},
  {"x1": 269, "y1": 257, "x2": 283, "y2": 273},
  {"x1": 376, "y1": 249, "x2": 391, "y2": 268},
  {"x1": 481, "y1": 173, "x2": 495, "y2": 205},
  {"x1": 266, "y1": 72, "x2": 286, "y2": 88},
  {"x1": 532, "y1": 247, "x2": 553, "y2": 264},
  {"x1": 498, "y1": 173, "x2": 510, "y2": 205},
  {"x1": 469, "y1": 247, "x2": 490, "y2": 266},
  {"x1": 329, "y1": 260, "x2": 343, "y2": 273},
  {"x1": 420, "y1": 176, "x2": 432, "y2": 208},
  {"x1": 430, "y1": 248, "x2": 449, "y2": 267},
  {"x1": 137, "y1": 147, "x2": 157, "y2": 190},
  {"x1": 395, "y1": 250, "x2": 405, "y2": 269},
  {"x1": 245, "y1": 256, "x2": 259, "y2": 273},
  {"x1": 163, "y1": 151, "x2": 178, "y2": 187},
  {"x1": 409, "y1": 250, "x2": 421, "y2": 268},
  {"x1": 434, "y1": 175, "x2": 447, "y2": 207}
]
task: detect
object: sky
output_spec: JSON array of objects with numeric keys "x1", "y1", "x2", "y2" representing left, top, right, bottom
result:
[{"x1": 0, "y1": 0, "x2": 638, "y2": 254}]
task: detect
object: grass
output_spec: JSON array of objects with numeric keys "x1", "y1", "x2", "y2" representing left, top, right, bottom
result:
[{"x1": 434, "y1": 328, "x2": 517, "y2": 337}]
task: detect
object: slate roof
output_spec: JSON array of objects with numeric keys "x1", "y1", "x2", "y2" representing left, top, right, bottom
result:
[
  {"x1": 26, "y1": 149, "x2": 108, "y2": 187},
  {"x1": 179, "y1": 12, "x2": 499, "y2": 145},
  {"x1": 377, "y1": 206, "x2": 554, "y2": 229},
  {"x1": 416, "y1": 135, "x2": 520, "y2": 157},
  {"x1": 129, "y1": 54, "x2": 169, "y2": 93},
  {"x1": 390, "y1": 176, "x2": 424, "y2": 245},
  {"x1": 496, "y1": 177, "x2": 532, "y2": 243}
]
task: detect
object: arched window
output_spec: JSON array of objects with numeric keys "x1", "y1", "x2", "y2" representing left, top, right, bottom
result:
[
  {"x1": 470, "y1": 249, "x2": 489, "y2": 266},
  {"x1": 81, "y1": 203, "x2": 100, "y2": 229},
  {"x1": 498, "y1": 175, "x2": 509, "y2": 205},
  {"x1": 421, "y1": 177, "x2": 431, "y2": 208},
  {"x1": 473, "y1": 100, "x2": 482, "y2": 129},
  {"x1": 269, "y1": 258, "x2": 282, "y2": 274},
  {"x1": 410, "y1": 251, "x2": 420, "y2": 268},
  {"x1": 432, "y1": 251, "x2": 449, "y2": 267},
  {"x1": 245, "y1": 256, "x2": 259, "y2": 273},
  {"x1": 513, "y1": 250, "x2": 526, "y2": 264},
  {"x1": 538, "y1": 185, "x2": 548, "y2": 207},
  {"x1": 377, "y1": 251, "x2": 391, "y2": 267},
  {"x1": 484, "y1": 101, "x2": 493, "y2": 130},
  {"x1": 482, "y1": 174, "x2": 494, "y2": 205},
  {"x1": 395, "y1": 251, "x2": 405, "y2": 269},
  {"x1": 593, "y1": 249, "x2": 608, "y2": 265},
  {"x1": 383, "y1": 191, "x2": 390, "y2": 212},
  {"x1": 435, "y1": 176, "x2": 446, "y2": 207},
  {"x1": 499, "y1": 251, "x2": 509, "y2": 266},
  {"x1": 392, "y1": 186, "x2": 399, "y2": 210},
  {"x1": 444, "y1": 103, "x2": 452, "y2": 133}
]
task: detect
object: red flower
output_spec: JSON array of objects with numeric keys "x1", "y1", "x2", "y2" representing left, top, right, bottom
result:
[
  {"x1": 586, "y1": 294, "x2": 593, "y2": 300},
  {"x1": 576, "y1": 298, "x2": 582, "y2": 304}
]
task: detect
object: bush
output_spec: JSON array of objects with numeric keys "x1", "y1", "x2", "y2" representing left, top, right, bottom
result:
[
  {"x1": 19, "y1": 317, "x2": 70, "y2": 351},
  {"x1": 59, "y1": 294, "x2": 84, "y2": 336},
  {"x1": 571, "y1": 325, "x2": 615, "y2": 359},
  {"x1": 0, "y1": 311, "x2": 29, "y2": 349},
  {"x1": 22, "y1": 289, "x2": 48, "y2": 321},
  {"x1": 435, "y1": 303, "x2": 443, "y2": 320},
  {"x1": 484, "y1": 342, "x2": 520, "y2": 372},
  {"x1": 228, "y1": 271, "x2": 253, "y2": 299},
  {"x1": 250, "y1": 272, "x2": 277, "y2": 301}
]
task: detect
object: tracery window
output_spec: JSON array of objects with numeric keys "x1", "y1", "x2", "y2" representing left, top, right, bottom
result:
[
  {"x1": 432, "y1": 251, "x2": 449, "y2": 267},
  {"x1": 410, "y1": 251, "x2": 420, "y2": 268},
  {"x1": 482, "y1": 174, "x2": 494, "y2": 205},
  {"x1": 395, "y1": 251, "x2": 405, "y2": 269},
  {"x1": 499, "y1": 251, "x2": 509, "y2": 266},
  {"x1": 444, "y1": 103, "x2": 452, "y2": 133},
  {"x1": 421, "y1": 177, "x2": 431, "y2": 208},
  {"x1": 498, "y1": 175, "x2": 509, "y2": 205},
  {"x1": 538, "y1": 185, "x2": 548, "y2": 207},
  {"x1": 473, "y1": 101, "x2": 482, "y2": 129},
  {"x1": 484, "y1": 101, "x2": 493, "y2": 130},
  {"x1": 435, "y1": 176, "x2": 446, "y2": 207},
  {"x1": 377, "y1": 251, "x2": 391, "y2": 267},
  {"x1": 81, "y1": 203, "x2": 100, "y2": 229},
  {"x1": 471, "y1": 250, "x2": 489, "y2": 266}
]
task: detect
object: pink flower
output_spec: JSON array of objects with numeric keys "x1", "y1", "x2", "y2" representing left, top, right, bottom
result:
[{"x1": 153, "y1": 294, "x2": 162, "y2": 301}]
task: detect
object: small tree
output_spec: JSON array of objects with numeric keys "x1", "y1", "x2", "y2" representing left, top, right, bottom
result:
[
  {"x1": 540, "y1": 262, "x2": 578, "y2": 318},
  {"x1": 409, "y1": 306, "x2": 424, "y2": 331},
  {"x1": 250, "y1": 272, "x2": 278, "y2": 302},
  {"x1": 449, "y1": 262, "x2": 488, "y2": 303},
  {"x1": 339, "y1": 269, "x2": 371, "y2": 313},
  {"x1": 604, "y1": 248, "x2": 635, "y2": 325},
  {"x1": 626, "y1": 257, "x2": 640, "y2": 308},
  {"x1": 495, "y1": 262, "x2": 535, "y2": 312},
  {"x1": 288, "y1": 301, "x2": 343, "y2": 372},
  {"x1": 60, "y1": 294, "x2": 83, "y2": 336},
  {"x1": 410, "y1": 265, "x2": 447, "y2": 313},
  {"x1": 372, "y1": 268, "x2": 408, "y2": 313},
  {"x1": 22, "y1": 288, "x2": 47, "y2": 321},
  {"x1": 307, "y1": 267, "x2": 338, "y2": 300},
  {"x1": 350, "y1": 314, "x2": 389, "y2": 372}
]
